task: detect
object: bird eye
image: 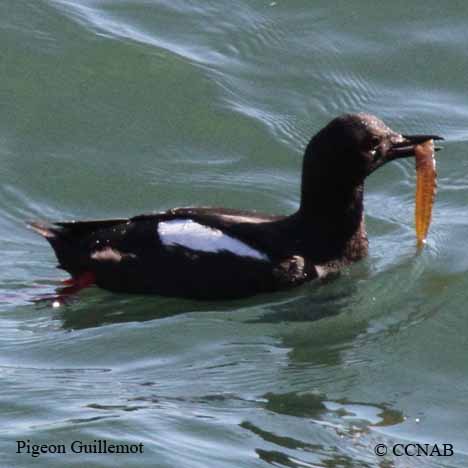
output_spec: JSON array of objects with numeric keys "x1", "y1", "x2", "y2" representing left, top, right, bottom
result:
[
  {"x1": 366, "y1": 136, "x2": 380, "y2": 156},
  {"x1": 370, "y1": 136, "x2": 380, "y2": 148}
]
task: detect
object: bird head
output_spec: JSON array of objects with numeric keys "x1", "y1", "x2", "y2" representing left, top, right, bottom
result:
[{"x1": 305, "y1": 113, "x2": 443, "y2": 184}]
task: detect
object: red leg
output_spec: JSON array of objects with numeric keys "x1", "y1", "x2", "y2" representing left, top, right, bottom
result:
[
  {"x1": 58, "y1": 271, "x2": 96, "y2": 296},
  {"x1": 61, "y1": 278, "x2": 75, "y2": 286},
  {"x1": 33, "y1": 271, "x2": 96, "y2": 307}
]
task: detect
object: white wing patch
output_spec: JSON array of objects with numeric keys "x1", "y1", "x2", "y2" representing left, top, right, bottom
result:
[{"x1": 158, "y1": 219, "x2": 269, "y2": 261}]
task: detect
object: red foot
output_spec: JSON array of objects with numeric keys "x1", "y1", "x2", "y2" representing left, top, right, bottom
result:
[
  {"x1": 61, "y1": 278, "x2": 75, "y2": 286},
  {"x1": 33, "y1": 272, "x2": 96, "y2": 308},
  {"x1": 59, "y1": 271, "x2": 96, "y2": 296}
]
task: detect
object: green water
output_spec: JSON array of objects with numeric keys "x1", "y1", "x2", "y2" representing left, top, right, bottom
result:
[{"x1": 1, "y1": 0, "x2": 468, "y2": 466}]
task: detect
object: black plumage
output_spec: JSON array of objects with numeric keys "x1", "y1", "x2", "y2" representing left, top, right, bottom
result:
[{"x1": 30, "y1": 113, "x2": 442, "y2": 300}]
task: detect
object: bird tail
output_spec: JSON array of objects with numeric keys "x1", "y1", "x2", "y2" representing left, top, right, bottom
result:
[
  {"x1": 28, "y1": 218, "x2": 127, "y2": 275},
  {"x1": 28, "y1": 221, "x2": 58, "y2": 239},
  {"x1": 28, "y1": 221, "x2": 85, "y2": 274}
]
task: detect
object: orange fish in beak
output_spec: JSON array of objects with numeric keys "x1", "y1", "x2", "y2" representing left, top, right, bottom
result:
[{"x1": 414, "y1": 139, "x2": 437, "y2": 248}]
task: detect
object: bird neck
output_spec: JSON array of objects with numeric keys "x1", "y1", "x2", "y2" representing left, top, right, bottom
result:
[{"x1": 297, "y1": 171, "x2": 368, "y2": 263}]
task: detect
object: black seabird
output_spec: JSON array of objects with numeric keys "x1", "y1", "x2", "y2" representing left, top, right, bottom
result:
[{"x1": 30, "y1": 113, "x2": 442, "y2": 300}]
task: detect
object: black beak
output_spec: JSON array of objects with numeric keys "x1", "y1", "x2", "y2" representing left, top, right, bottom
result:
[{"x1": 388, "y1": 134, "x2": 444, "y2": 160}]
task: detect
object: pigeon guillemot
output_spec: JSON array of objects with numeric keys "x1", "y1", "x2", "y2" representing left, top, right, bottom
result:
[{"x1": 30, "y1": 114, "x2": 442, "y2": 300}]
